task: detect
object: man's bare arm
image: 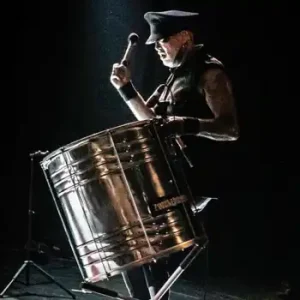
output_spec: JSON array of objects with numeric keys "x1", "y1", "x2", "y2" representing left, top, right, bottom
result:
[
  {"x1": 110, "y1": 62, "x2": 155, "y2": 121},
  {"x1": 195, "y1": 67, "x2": 240, "y2": 141},
  {"x1": 118, "y1": 82, "x2": 156, "y2": 121},
  {"x1": 126, "y1": 92, "x2": 156, "y2": 120}
]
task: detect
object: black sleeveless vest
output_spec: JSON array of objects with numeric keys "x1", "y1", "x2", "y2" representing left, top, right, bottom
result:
[
  {"x1": 153, "y1": 44, "x2": 235, "y2": 197},
  {"x1": 154, "y1": 44, "x2": 224, "y2": 119}
]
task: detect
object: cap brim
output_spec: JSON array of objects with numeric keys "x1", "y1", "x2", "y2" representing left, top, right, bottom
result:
[
  {"x1": 144, "y1": 10, "x2": 200, "y2": 45},
  {"x1": 145, "y1": 34, "x2": 161, "y2": 44}
]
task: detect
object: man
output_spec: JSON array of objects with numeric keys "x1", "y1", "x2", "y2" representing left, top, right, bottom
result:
[{"x1": 110, "y1": 10, "x2": 239, "y2": 299}]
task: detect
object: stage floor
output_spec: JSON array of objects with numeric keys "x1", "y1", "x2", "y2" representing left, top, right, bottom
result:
[{"x1": 0, "y1": 247, "x2": 281, "y2": 300}]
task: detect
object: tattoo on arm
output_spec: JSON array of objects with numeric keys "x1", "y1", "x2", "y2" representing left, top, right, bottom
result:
[
  {"x1": 198, "y1": 68, "x2": 240, "y2": 140},
  {"x1": 202, "y1": 68, "x2": 235, "y2": 118}
]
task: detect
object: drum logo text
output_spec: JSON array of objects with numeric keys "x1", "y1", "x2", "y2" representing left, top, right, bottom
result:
[{"x1": 154, "y1": 195, "x2": 187, "y2": 211}]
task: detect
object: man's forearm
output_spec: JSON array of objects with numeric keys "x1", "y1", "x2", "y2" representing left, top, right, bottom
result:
[
  {"x1": 118, "y1": 82, "x2": 155, "y2": 121},
  {"x1": 196, "y1": 117, "x2": 239, "y2": 141},
  {"x1": 168, "y1": 115, "x2": 239, "y2": 142},
  {"x1": 126, "y1": 94, "x2": 156, "y2": 120}
]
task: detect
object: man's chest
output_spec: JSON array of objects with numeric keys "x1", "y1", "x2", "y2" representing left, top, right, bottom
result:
[{"x1": 158, "y1": 74, "x2": 192, "y2": 105}]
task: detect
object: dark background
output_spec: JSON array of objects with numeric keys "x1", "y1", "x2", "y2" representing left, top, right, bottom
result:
[{"x1": 1, "y1": 0, "x2": 295, "y2": 287}]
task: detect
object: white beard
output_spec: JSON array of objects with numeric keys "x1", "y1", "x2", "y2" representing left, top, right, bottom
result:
[{"x1": 161, "y1": 59, "x2": 175, "y2": 68}]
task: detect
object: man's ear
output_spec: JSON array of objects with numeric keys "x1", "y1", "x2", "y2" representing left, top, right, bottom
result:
[{"x1": 181, "y1": 30, "x2": 193, "y2": 43}]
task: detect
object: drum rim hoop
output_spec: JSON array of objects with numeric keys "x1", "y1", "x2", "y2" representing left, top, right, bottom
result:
[{"x1": 40, "y1": 119, "x2": 156, "y2": 165}]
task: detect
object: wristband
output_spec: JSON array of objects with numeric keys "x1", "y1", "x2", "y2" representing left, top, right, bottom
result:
[
  {"x1": 118, "y1": 81, "x2": 138, "y2": 101},
  {"x1": 182, "y1": 117, "x2": 201, "y2": 135}
]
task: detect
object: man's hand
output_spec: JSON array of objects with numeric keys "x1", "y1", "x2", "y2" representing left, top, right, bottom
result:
[{"x1": 110, "y1": 63, "x2": 131, "y2": 89}]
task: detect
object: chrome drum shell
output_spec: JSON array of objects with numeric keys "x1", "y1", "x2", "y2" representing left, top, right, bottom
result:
[{"x1": 40, "y1": 119, "x2": 206, "y2": 283}]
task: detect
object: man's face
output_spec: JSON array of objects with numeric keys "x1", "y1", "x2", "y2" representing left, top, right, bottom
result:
[{"x1": 155, "y1": 32, "x2": 187, "y2": 68}]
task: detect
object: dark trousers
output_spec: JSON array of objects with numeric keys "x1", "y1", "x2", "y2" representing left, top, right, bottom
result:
[{"x1": 122, "y1": 259, "x2": 170, "y2": 300}]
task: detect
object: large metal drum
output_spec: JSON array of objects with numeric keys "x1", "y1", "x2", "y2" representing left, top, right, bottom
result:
[{"x1": 40, "y1": 119, "x2": 206, "y2": 283}]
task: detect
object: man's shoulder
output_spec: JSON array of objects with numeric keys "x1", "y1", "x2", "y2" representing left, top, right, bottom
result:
[
  {"x1": 205, "y1": 55, "x2": 224, "y2": 68},
  {"x1": 193, "y1": 44, "x2": 224, "y2": 69}
]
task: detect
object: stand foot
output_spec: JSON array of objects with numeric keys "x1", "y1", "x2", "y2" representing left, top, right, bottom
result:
[
  {"x1": 78, "y1": 282, "x2": 139, "y2": 300},
  {"x1": 0, "y1": 261, "x2": 28, "y2": 297},
  {"x1": 0, "y1": 260, "x2": 75, "y2": 299}
]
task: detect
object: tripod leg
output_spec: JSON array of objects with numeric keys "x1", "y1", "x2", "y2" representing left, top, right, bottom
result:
[
  {"x1": 30, "y1": 261, "x2": 76, "y2": 299},
  {"x1": 25, "y1": 260, "x2": 30, "y2": 285},
  {"x1": 121, "y1": 272, "x2": 134, "y2": 297},
  {"x1": 153, "y1": 241, "x2": 208, "y2": 300},
  {"x1": 142, "y1": 265, "x2": 155, "y2": 298},
  {"x1": 0, "y1": 261, "x2": 28, "y2": 297}
]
